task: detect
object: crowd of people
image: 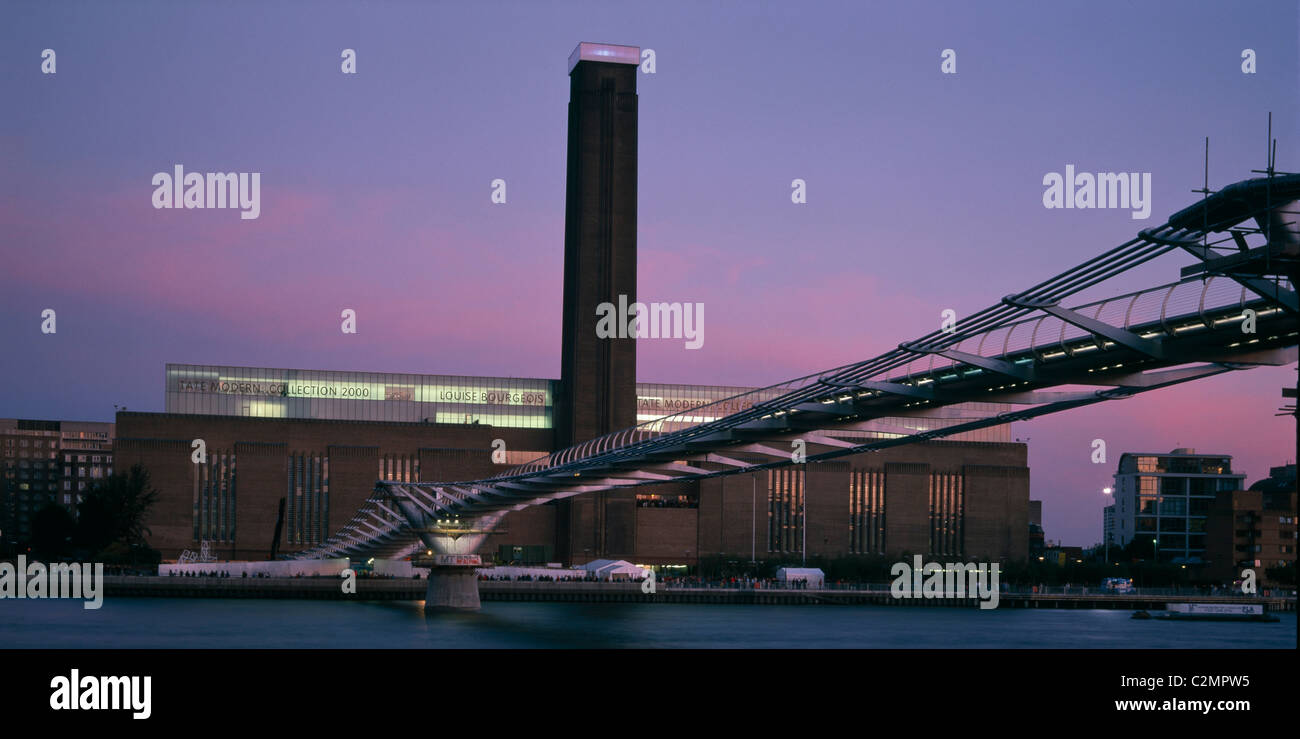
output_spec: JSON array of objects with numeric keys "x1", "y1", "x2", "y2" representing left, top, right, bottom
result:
[
  {"x1": 635, "y1": 497, "x2": 698, "y2": 509},
  {"x1": 478, "y1": 573, "x2": 603, "y2": 582},
  {"x1": 165, "y1": 570, "x2": 405, "y2": 579}
]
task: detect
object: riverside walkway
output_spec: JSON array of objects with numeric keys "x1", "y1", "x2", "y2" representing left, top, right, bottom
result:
[{"x1": 101, "y1": 576, "x2": 1296, "y2": 610}]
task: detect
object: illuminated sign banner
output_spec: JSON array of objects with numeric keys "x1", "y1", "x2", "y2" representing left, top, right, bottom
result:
[
  {"x1": 429, "y1": 388, "x2": 547, "y2": 406},
  {"x1": 176, "y1": 380, "x2": 375, "y2": 399},
  {"x1": 175, "y1": 378, "x2": 550, "y2": 406},
  {"x1": 637, "y1": 396, "x2": 766, "y2": 416},
  {"x1": 433, "y1": 554, "x2": 481, "y2": 567}
]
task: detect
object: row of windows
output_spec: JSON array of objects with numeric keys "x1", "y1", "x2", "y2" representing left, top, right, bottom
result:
[
  {"x1": 194, "y1": 454, "x2": 236, "y2": 542},
  {"x1": 288, "y1": 454, "x2": 328, "y2": 546},
  {"x1": 5, "y1": 456, "x2": 112, "y2": 466},
  {"x1": 161, "y1": 365, "x2": 1017, "y2": 441},
  {"x1": 768, "y1": 469, "x2": 977, "y2": 556},
  {"x1": 165, "y1": 365, "x2": 555, "y2": 427},
  {"x1": 767, "y1": 467, "x2": 804, "y2": 554},
  {"x1": 635, "y1": 494, "x2": 696, "y2": 508},
  {"x1": 10, "y1": 493, "x2": 85, "y2": 507},
  {"x1": 5, "y1": 465, "x2": 109, "y2": 477},
  {"x1": 1134, "y1": 476, "x2": 1236, "y2": 495},
  {"x1": 1, "y1": 450, "x2": 108, "y2": 462},
  {"x1": 1137, "y1": 496, "x2": 1212, "y2": 516},
  {"x1": 5, "y1": 480, "x2": 89, "y2": 492},
  {"x1": 1132, "y1": 456, "x2": 1233, "y2": 474},
  {"x1": 849, "y1": 469, "x2": 886, "y2": 554},
  {"x1": 1145, "y1": 533, "x2": 1208, "y2": 551},
  {"x1": 930, "y1": 472, "x2": 963, "y2": 557},
  {"x1": 3, "y1": 450, "x2": 58, "y2": 459},
  {"x1": 1, "y1": 438, "x2": 107, "y2": 450},
  {"x1": 380, "y1": 454, "x2": 417, "y2": 483}
]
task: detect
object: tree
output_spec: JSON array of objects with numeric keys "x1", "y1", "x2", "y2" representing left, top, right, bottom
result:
[
  {"x1": 31, "y1": 503, "x2": 76, "y2": 559},
  {"x1": 74, "y1": 463, "x2": 160, "y2": 563},
  {"x1": 1264, "y1": 561, "x2": 1295, "y2": 586}
]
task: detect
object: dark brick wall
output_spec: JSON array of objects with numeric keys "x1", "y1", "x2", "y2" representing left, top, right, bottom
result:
[
  {"x1": 117, "y1": 410, "x2": 1032, "y2": 566},
  {"x1": 230, "y1": 442, "x2": 286, "y2": 560},
  {"x1": 637, "y1": 508, "x2": 697, "y2": 563},
  {"x1": 806, "y1": 462, "x2": 850, "y2": 557},
  {"x1": 963, "y1": 465, "x2": 1030, "y2": 561},
  {"x1": 884, "y1": 462, "x2": 931, "y2": 555}
]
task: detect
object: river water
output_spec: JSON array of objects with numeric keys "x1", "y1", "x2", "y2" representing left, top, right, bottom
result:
[{"x1": 1, "y1": 599, "x2": 1295, "y2": 648}]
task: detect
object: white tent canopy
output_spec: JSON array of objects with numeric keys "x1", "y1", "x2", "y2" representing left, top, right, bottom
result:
[
  {"x1": 776, "y1": 567, "x2": 825, "y2": 588},
  {"x1": 580, "y1": 559, "x2": 650, "y2": 580}
]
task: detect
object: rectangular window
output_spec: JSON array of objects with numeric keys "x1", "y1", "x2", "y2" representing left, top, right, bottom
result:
[
  {"x1": 928, "y1": 471, "x2": 963, "y2": 557},
  {"x1": 849, "y1": 469, "x2": 885, "y2": 555},
  {"x1": 767, "y1": 468, "x2": 804, "y2": 554}
]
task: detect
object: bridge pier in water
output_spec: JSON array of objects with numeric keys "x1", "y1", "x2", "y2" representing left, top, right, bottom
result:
[
  {"x1": 400, "y1": 509, "x2": 505, "y2": 612},
  {"x1": 423, "y1": 566, "x2": 482, "y2": 611}
]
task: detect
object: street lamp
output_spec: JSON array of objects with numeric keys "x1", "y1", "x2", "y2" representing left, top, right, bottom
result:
[{"x1": 1102, "y1": 486, "x2": 1113, "y2": 562}]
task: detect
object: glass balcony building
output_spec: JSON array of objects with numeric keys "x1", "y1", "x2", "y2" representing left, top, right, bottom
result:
[{"x1": 1111, "y1": 448, "x2": 1246, "y2": 563}]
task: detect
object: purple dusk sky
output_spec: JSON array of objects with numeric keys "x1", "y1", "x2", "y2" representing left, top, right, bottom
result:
[{"x1": 1, "y1": 0, "x2": 1296, "y2": 546}]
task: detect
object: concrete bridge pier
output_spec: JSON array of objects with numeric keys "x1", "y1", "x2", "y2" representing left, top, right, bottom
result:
[
  {"x1": 424, "y1": 566, "x2": 482, "y2": 611},
  {"x1": 399, "y1": 509, "x2": 505, "y2": 612}
]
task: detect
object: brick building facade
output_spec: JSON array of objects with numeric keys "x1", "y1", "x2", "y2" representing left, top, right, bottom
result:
[{"x1": 114, "y1": 410, "x2": 1029, "y2": 564}]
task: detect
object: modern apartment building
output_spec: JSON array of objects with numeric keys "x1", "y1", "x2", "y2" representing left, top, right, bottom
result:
[
  {"x1": 1205, "y1": 465, "x2": 1298, "y2": 585},
  {"x1": 0, "y1": 418, "x2": 114, "y2": 549},
  {"x1": 1110, "y1": 448, "x2": 1244, "y2": 563}
]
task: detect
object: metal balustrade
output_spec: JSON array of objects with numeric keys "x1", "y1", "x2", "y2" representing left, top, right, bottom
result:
[{"x1": 294, "y1": 174, "x2": 1300, "y2": 561}]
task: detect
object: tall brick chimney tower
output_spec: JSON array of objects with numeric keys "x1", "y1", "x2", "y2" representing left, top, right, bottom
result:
[{"x1": 554, "y1": 42, "x2": 640, "y2": 563}]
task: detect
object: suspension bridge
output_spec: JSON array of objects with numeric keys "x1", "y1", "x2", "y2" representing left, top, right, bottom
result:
[{"x1": 295, "y1": 171, "x2": 1299, "y2": 608}]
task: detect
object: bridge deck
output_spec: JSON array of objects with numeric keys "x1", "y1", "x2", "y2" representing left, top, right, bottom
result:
[{"x1": 296, "y1": 174, "x2": 1300, "y2": 562}]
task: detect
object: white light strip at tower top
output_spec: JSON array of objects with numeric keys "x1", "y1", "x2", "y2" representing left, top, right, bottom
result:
[{"x1": 568, "y1": 42, "x2": 640, "y2": 72}]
